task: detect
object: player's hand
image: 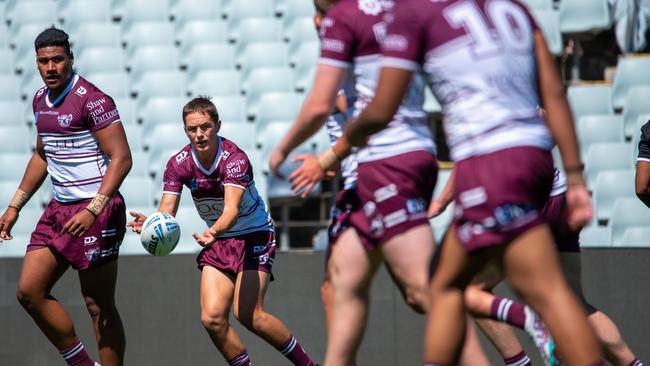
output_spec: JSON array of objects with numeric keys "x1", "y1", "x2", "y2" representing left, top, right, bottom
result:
[
  {"x1": 126, "y1": 211, "x2": 147, "y2": 234},
  {"x1": 427, "y1": 199, "x2": 448, "y2": 219},
  {"x1": 193, "y1": 228, "x2": 217, "y2": 247},
  {"x1": 0, "y1": 207, "x2": 19, "y2": 242},
  {"x1": 288, "y1": 154, "x2": 325, "y2": 198},
  {"x1": 566, "y1": 184, "x2": 593, "y2": 230},
  {"x1": 62, "y1": 209, "x2": 96, "y2": 237},
  {"x1": 268, "y1": 148, "x2": 287, "y2": 178}
]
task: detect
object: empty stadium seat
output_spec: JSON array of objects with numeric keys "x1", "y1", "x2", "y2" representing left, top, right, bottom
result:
[
  {"x1": 113, "y1": 97, "x2": 136, "y2": 125},
  {"x1": 0, "y1": 48, "x2": 15, "y2": 75},
  {"x1": 610, "y1": 198, "x2": 650, "y2": 245},
  {"x1": 9, "y1": 207, "x2": 43, "y2": 236},
  {"x1": 290, "y1": 41, "x2": 318, "y2": 69},
  {"x1": 520, "y1": 0, "x2": 552, "y2": 10},
  {"x1": 182, "y1": 43, "x2": 236, "y2": 76},
  {"x1": 2, "y1": 75, "x2": 29, "y2": 103},
  {"x1": 122, "y1": 122, "x2": 143, "y2": 152},
  {"x1": 171, "y1": 0, "x2": 222, "y2": 23},
  {"x1": 123, "y1": 22, "x2": 176, "y2": 56},
  {"x1": 243, "y1": 68, "x2": 295, "y2": 119},
  {"x1": 256, "y1": 120, "x2": 295, "y2": 156},
  {"x1": 173, "y1": 206, "x2": 207, "y2": 254},
  {"x1": 0, "y1": 234, "x2": 29, "y2": 258},
  {"x1": 584, "y1": 142, "x2": 634, "y2": 184},
  {"x1": 129, "y1": 151, "x2": 148, "y2": 177},
  {"x1": 531, "y1": 10, "x2": 562, "y2": 55},
  {"x1": 85, "y1": 72, "x2": 130, "y2": 99},
  {"x1": 0, "y1": 22, "x2": 8, "y2": 48},
  {"x1": 579, "y1": 225, "x2": 611, "y2": 247},
  {"x1": 76, "y1": 48, "x2": 125, "y2": 74},
  {"x1": 58, "y1": 0, "x2": 112, "y2": 29},
  {"x1": 175, "y1": 20, "x2": 229, "y2": 53},
  {"x1": 616, "y1": 227, "x2": 650, "y2": 247},
  {"x1": 120, "y1": 176, "x2": 155, "y2": 208},
  {"x1": 222, "y1": 0, "x2": 275, "y2": 20},
  {"x1": 293, "y1": 64, "x2": 316, "y2": 93},
  {"x1": 126, "y1": 46, "x2": 180, "y2": 83},
  {"x1": 117, "y1": 0, "x2": 171, "y2": 27},
  {"x1": 309, "y1": 127, "x2": 331, "y2": 152},
  {"x1": 138, "y1": 96, "x2": 186, "y2": 129},
  {"x1": 70, "y1": 23, "x2": 122, "y2": 52},
  {"x1": 0, "y1": 153, "x2": 31, "y2": 182},
  {"x1": 567, "y1": 84, "x2": 613, "y2": 120},
  {"x1": 611, "y1": 56, "x2": 650, "y2": 111},
  {"x1": 231, "y1": 17, "x2": 284, "y2": 46},
  {"x1": 238, "y1": 42, "x2": 289, "y2": 77},
  {"x1": 576, "y1": 115, "x2": 624, "y2": 156},
  {"x1": 622, "y1": 86, "x2": 650, "y2": 138},
  {"x1": 0, "y1": 125, "x2": 32, "y2": 154},
  {"x1": 131, "y1": 70, "x2": 186, "y2": 103},
  {"x1": 276, "y1": 0, "x2": 315, "y2": 18},
  {"x1": 255, "y1": 92, "x2": 303, "y2": 127},
  {"x1": 5, "y1": 2, "x2": 57, "y2": 33},
  {"x1": 11, "y1": 23, "x2": 52, "y2": 72},
  {"x1": 559, "y1": 0, "x2": 610, "y2": 33},
  {"x1": 219, "y1": 121, "x2": 255, "y2": 151},
  {"x1": 593, "y1": 169, "x2": 636, "y2": 222},
  {"x1": 20, "y1": 73, "x2": 46, "y2": 101},
  {"x1": 284, "y1": 17, "x2": 319, "y2": 52},
  {"x1": 0, "y1": 100, "x2": 26, "y2": 126},
  {"x1": 187, "y1": 70, "x2": 240, "y2": 97}
]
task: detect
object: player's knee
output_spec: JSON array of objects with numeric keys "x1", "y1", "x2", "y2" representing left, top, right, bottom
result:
[
  {"x1": 463, "y1": 286, "x2": 483, "y2": 312},
  {"x1": 16, "y1": 287, "x2": 35, "y2": 309},
  {"x1": 236, "y1": 308, "x2": 267, "y2": 332},
  {"x1": 201, "y1": 310, "x2": 229, "y2": 334},
  {"x1": 403, "y1": 286, "x2": 428, "y2": 314},
  {"x1": 83, "y1": 296, "x2": 102, "y2": 318}
]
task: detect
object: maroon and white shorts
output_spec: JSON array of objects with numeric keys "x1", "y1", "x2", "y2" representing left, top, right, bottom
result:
[
  {"x1": 28, "y1": 193, "x2": 126, "y2": 271},
  {"x1": 541, "y1": 193, "x2": 581, "y2": 252},
  {"x1": 350, "y1": 150, "x2": 438, "y2": 250},
  {"x1": 452, "y1": 147, "x2": 554, "y2": 252},
  {"x1": 197, "y1": 230, "x2": 276, "y2": 280}
]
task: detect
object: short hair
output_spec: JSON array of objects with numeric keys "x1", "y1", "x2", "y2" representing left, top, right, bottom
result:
[
  {"x1": 34, "y1": 26, "x2": 73, "y2": 58},
  {"x1": 314, "y1": 0, "x2": 337, "y2": 15},
  {"x1": 182, "y1": 96, "x2": 220, "y2": 124}
]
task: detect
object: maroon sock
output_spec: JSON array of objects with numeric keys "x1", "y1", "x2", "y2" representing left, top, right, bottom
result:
[
  {"x1": 490, "y1": 296, "x2": 526, "y2": 329},
  {"x1": 276, "y1": 335, "x2": 316, "y2": 366},
  {"x1": 504, "y1": 351, "x2": 532, "y2": 366},
  {"x1": 629, "y1": 361, "x2": 644, "y2": 366},
  {"x1": 228, "y1": 350, "x2": 253, "y2": 366},
  {"x1": 59, "y1": 339, "x2": 95, "y2": 366}
]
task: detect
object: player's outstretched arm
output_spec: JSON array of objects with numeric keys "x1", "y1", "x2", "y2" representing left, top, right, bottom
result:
[
  {"x1": 269, "y1": 64, "x2": 347, "y2": 177},
  {"x1": 62, "y1": 122, "x2": 132, "y2": 237},
  {"x1": 429, "y1": 167, "x2": 456, "y2": 219},
  {"x1": 193, "y1": 186, "x2": 244, "y2": 247},
  {"x1": 0, "y1": 136, "x2": 49, "y2": 241},
  {"x1": 126, "y1": 193, "x2": 180, "y2": 234},
  {"x1": 534, "y1": 30, "x2": 592, "y2": 229}
]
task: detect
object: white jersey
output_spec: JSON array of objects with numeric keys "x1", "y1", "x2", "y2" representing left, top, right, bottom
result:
[
  {"x1": 326, "y1": 78, "x2": 358, "y2": 190},
  {"x1": 550, "y1": 167, "x2": 567, "y2": 197}
]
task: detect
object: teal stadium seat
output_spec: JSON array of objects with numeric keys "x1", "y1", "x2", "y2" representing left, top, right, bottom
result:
[
  {"x1": 579, "y1": 225, "x2": 612, "y2": 247},
  {"x1": 255, "y1": 92, "x2": 303, "y2": 127},
  {"x1": 12, "y1": 23, "x2": 53, "y2": 73},
  {"x1": 309, "y1": 127, "x2": 331, "y2": 152},
  {"x1": 0, "y1": 48, "x2": 15, "y2": 75},
  {"x1": 117, "y1": 0, "x2": 170, "y2": 27},
  {"x1": 290, "y1": 41, "x2": 318, "y2": 69},
  {"x1": 0, "y1": 126, "x2": 33, "y2": 154},
  {"x1": 0, "y1": 234, "x2": 30, "y2": 258},
  {"x1": 113, "y1": 98, "x2": 136, "y2": 125},
  {"x1": 211, "y1": 95, "x2": 247, "y2": 123},
  {"x1": 576, "y1": 115, "x2": 624, "y2": 157},
  {"x1": 0, "y1": 153, "x2": 31, "y2": 182},
  {"x1": 531, "y1": 10, "x2": 562, "y2": 55},
  {"x1": 175, "y1": 20, "x2": 229, "y2": 53},
  {"x1": 584, "y1": 142, "x2": 634, "y2": 184},
  {"x1": 86, "y1": 72, "x2": 130, "y2": 99},
  {"x1": 120, "y1": 176, "x2": 154, "y2": 208},
  {"x1": 126, "y1": 46, "x2": 180, "y2": 83},
  {"x1": 611, "y1": 56, "x2": 650, "y2": 111},
  {"x1": 70, "y1": 23, "x2": 122, "y2": 52},
  {"x1": 276, "y1": 0, "x2": 315, "y2": 18},
  {"x1": 76, "y1": 48, "x2": 125, "y2": 74},
  {"x1": 0, "y1": 21, "x2": 8, "y2": 48},
  {"x1": 122, "y1": 122, "x2": 143, "y2": 152},
  {"x1": 123, "y1": 22, "x2": 176, "y2": 58},
  {"x1": 429, "y1": 204, "x2": 454, "y2": 244},
  {"x1": 284, "y1": 17, "x2": 319, "y2": 54},
  {"x1": 559, "y1": 0, "x2": 610, "y2": 33},
  {"x1": 146, "y1": 127, "x2": 188, "y2": 177},
  {"x1": 183, "y1": 43, "x2": 236, "y2": 77},
  {"x1": 256, "y1": 120, "x2": 295, "y2": 156},
  {"x1": 219, "y1": 121, "x2": 255, "y2": 152},
  {"x1": 520, "y1": 0, "x2": 552, "y2": 10},
  {"x1": 222, "y1": 0, "x2": 274, "y2": 21},
  {"x1": 567, "y1": 84, "x2": 613, "y2": 121},
  {"x1": 21, "y1": 72, "x2": 46, "y2": 101},
  {"x1": 187, "y1": 70, "x2": 240, "y2": 97},
  {"x1": 593, "y1": 169, "x2": 636, "y2": 222},
  {"x1": 129, "y1": 151, "x2": 149, "y2": 177},
  {"x1": 5, "y1": 1, "x2": 57, "y2": 34},
  {"x1": 610, "y1": 198, "x2": 650, "y2": 245},
  {"x1": 138, "y1": 96, "x2": 186, "y2": 129},
  {"x1": 131, "y1": 70, "x2": 186, "y2": 104},
  {"x1": 616, "y1": 227, "x2": 650, "y2": 247},
  {"x1": 171, "y1": 0, "x2": 222, "y2": 23},
  {"x1": 0, "y1": 100, "x2": 25, "y2": 126},
  {"x1": 9, "y1": 207, "x2": 43, "y2": 236},
  {"x1": 238, "y1": 42, "x2": 289, "y2": 77},
  {"x1": 242, "y1": 67, "x2": 294, "y2": 119},
  {"x1": 622, "y1": 86, "x2": 650, "y2": 139},
  {"x1": 291, "y1": 41, "x2": 318, "y2": 92},
  {"x1": 230, "y1": 17, "x2": 284, "y2": 46},
  {"x1": 58, "y1": 0, "x2": 112, "y2": 30},
  {"x1": 173, "y1": 206, "x2": 207, "y2": 254}
]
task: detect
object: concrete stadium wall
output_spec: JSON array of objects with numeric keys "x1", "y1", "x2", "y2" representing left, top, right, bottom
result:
[{"x1": 0, "y1": 249, "x2": 648, "y2": 365}]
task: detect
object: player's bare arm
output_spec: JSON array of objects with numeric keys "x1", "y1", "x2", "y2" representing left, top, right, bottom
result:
[
  {"x1": 429, "y1": 167, "x2": 456, "y2": 219},
  {"x1": 269, "y1": 64, "x2": 347, "y2": 177},
  {"x1": 62, "y1": 122, "x2": 132, "y2": 237},
  {"x1": 193, "y1": 185, "x2": 244, "y2": 247},
  {"x1": 0, "y1": 136, "x2": 49, "y2": 241},
  {"x1": 636, "y1": 162, "x2": 650, "y2": 208},
  {"x1": 534, "y1": 30, "x2": 592, "y2": 229},
  {"x1": 127, "y1": 193, "x2": 180, "y2": 234}
]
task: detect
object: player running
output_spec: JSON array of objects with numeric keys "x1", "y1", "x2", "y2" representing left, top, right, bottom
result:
[
  {"x1": 127, "y1": 97, "x2": 316, "y2": 366},
  {"x1": 307, "y1": 0, "x2": 604, "y2": 364},
  {"x1": 0, "y1": 27, "x2": 132, "y2": 366}
]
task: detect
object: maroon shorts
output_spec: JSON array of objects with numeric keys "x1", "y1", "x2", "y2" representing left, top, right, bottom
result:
[
  {"x1": 27, "y1": 193, "x2": 126, "y2": 271},
  {"x1": 452, "y1": 147, "x2": 554, "y2": 252},
  {"x1": 541, "y1": 193, "x2": 581, "y2": 252},
  {"x1": 324, "y1": 188, "x2": 359, "y2": 274},
  {"x1": 197, "y1": 230, "x2": 276, "y2": 280},
  {"x1": 350, "y1": 150, "x2": 438, "y2": 250}
]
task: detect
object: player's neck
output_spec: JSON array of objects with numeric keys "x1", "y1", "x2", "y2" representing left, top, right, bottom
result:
[
  {"x1": 195, "y1": 146, "x2": 218, "y2": 170},
  {"x1": 48, "y1": 75, "x2": 74, "y2": 102}
]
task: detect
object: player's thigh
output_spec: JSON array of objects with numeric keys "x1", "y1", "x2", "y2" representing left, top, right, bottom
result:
[
  {"x1": 381, "y1": 223, "x2": 434, "y2": 290},
  {"x1": 430, "y1": 229, "x2": 485, "y2": 292},
  {"x1": 558, "y1": 252, "x2": 587, "y2": 301},
  {"x1": 201, "y1": 266, "x2": 236, "y2": 317},
  {"x1": 78, "y1": 260, "x2": 119, "y2": 305},
  {"x1": 469, "y1": 259, "x2": 504, "y2": 290},
  {"x1": 18, "y1": 247, "x2": 69, "y2": 297},
  {"x1": 328, "y1": 228, "x2": 381, "y2": 291},
  {"x1": 233, "y1": 270, "x2": 270, "y2": 316}
]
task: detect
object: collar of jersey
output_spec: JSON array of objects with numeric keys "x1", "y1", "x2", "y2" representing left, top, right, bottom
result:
[
  {"x1": 191, "y1": 136, "x2": 223, "y2": 176},
  {"x1": 45, "y1": 73, "x2": 79, "y2": 108}
]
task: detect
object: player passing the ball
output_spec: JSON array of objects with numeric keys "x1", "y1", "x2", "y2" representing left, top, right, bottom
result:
[
  {"x1": 127, "y1": 97, "x2": 316, "y2": 366},
  {"x1": 0, "y1": 27, "x2": 132, "y2": 366}
]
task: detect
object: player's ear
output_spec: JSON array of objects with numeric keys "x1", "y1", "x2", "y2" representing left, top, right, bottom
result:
[{"x1": 215, "y1": 119, "x2": 221, "y2": 133}]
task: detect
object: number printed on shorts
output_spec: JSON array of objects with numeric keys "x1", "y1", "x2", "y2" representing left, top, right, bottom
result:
[{"x1": 443, "y1": 0, "x2": 533, "y2": 58}]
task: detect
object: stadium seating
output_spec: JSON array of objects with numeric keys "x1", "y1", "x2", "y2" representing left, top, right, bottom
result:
[
  {"x1": 5, "y1": 2, "x2": 57, "y2": 34},
  {"x1": 120, "y1": 176, "x2": 155, "y2": 208},
  {"x1": 122, "y1": 122, "x2": 143, "y2": 152},
  {"x1": 211, "y1": 95, "x2": 247, "y2": 122},
  {"x1": 593, "y1": 169, "x2": 636, "y2": 222},
  {"x1": 610, "y1": 198, "x2": 650, "y2": 245},
  {"x1": 567, "y1": 84, "x2": 613, "y2": 120},
  {"x1": 113, "y1": 98, "x2": 136, "y2": 125},
  {"x1": 219, "y1": 120, "x2": 255, "y2": 152},
  {"x1": 129, "y1": 151, "x2": 149, "y2": 177},
  {"x1": 616, "y1": 227, "x2": 650, "y2": 247},
  {"x1": 0, "y1": 22, "x2": 8, "y2": 48},
  {"x1": 175, "y1": 20, "x2": 229, "y2": 53},
  {"x1": 222, "y1": 0, "x2": 275, "y2": 21},
  {"x1": 58, "y1": 0, "x2": 113, "y2": 29},
  {"x1": 21, "y1": 73, "x2": 46, "y2": 101},
  {"x1": 284, "y1": 17, "x2": 319, "y2": 54},
  {"x1": 611, "y1": 56, "x2": 650, "y2": 111},
  {"x1": 0, "y1": 100, "x2": 25, "y2": 126},
  {"x1": 238, "y1": 42, "x2": 289, "y2": 77},
  {"x1": 290, "y1": 40, "x2": 318, "y2": 69},
  {"x1": 0, "y1": 74, "x2": 21, "y2": 101},
  {"x1": 276, "y1": 0, "x2": 315, "y2": 18},
  {"x1": 123, "y1": 22, "x2": 176, "y2": 57},
  {"x1": 9, "y1": 207, "x2": 43, "y2": 236},
  {"x1": 70, "y1": 23, "x2": 122, "y2": 52},
  {"x1": 531, "y1": 10, "x2": 562, "y2": 55},
  {"x1": 131, "y1": 70, "x2": 186, "y2": 102},
  {"x1": 138, "y1": 96, "x2": 186, "y2": 129},
  {"x1": 76, "y1": 48, "x2": 125, "y2": 74},
  {"x1": 126, "y1": 46, "x2": 180, "y2": 83},
  {"x1": 170, "y1": 0, "x2": 222, "y2": 23},
  {"x1": 0, "y1": 48, "x2": 15, "y2": 75},
  {"x1": 0, "y1": 153, "x2": 31, "y2": 182},
  {"x1": 12, "y1": 23, "x2": 52, "y2": 73},
  {"x1": 183, "y1": 43, "x2": 236, "y2": 77},
  {"x1": 86, "y1": 71, "x2": 130, "y2": 99},
  {"x1": 559, "y1": 0, "x2": 610, "y2": 34},
  {"x1": 0, "y1": 234, "x2": 30, "y2": 258},
  {"x1": 173, "y1": 206, "x2": 208, "y2": 254},
  {"x1": 579, "y1": 225, "x2": 612, "y2": 247},
  {"x1": 520, "y1": 0, "x2": 553, "y2": 10},
  {"x1": 267, "y1": 147, "x2": 321, "y2": 199},
  {"x1": 576, "y1": 115, "x2": 624, "y2": 156},
  {"x1": 187, "y1": 70, "x2": 240, "y2": 97},
  {"x1": 622, "y1": 86, "x2": 650, "y2": 138},
  {"x1": 0, "y1": 126, "x2": 33, "y2": 154},
  {"x1": 230, "y1": 17, "x2": 284, "y2": 46},
  {"x1": 255, "y1": 92, "x2": 303, "y2": 127},
  {"x1": 241, "y1": 67, "x2": 294, "y2": 119},
  {"x1": 584, "y1": 142, "x2": 634, "y2": 184},
  {"x1": 116, "y1": 0, "x2": 171, "y2": 27}
]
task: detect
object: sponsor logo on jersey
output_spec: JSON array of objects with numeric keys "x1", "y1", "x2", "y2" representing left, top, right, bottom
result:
[
  {"x1": 321, "y1": 38, "x2": 345, "y2": 53},
  {"x1": 36, "y1": 88, "x2": 45, "y2": 97},
  {"x1": 383, "y1": 34, "x2": 408, "y2": 52},
  {"x1": 406, "y1": 198, "x2": 425, "y2": 214},
  {"x1": 75, "y1": 86, "x2": 87, "y2": 96},
  {"x1": 92, "y1": 109, "x2": 119, "y2": 125},
  {"x1": 84, "y1": 236, "x2": 98, "y2": 245},
  {"x1": 363, "y1": 201, "x2": 376, "y2": 217},
  {"x1": 373, "y1": 184, "x2": 397, "y2": 203},
  {"x1": 258, "y1": 253, "x2": 270, "y2": 265},
  {"x1": 85, "y1": 248, "x2": 100, "y2": 262},
  {"x1": 370, "y1": 215, "x2": 384, "y2": 236},
  {"x1": 57, "y1": 113, "x2": 73, "y2": 127},
  {"x1": 221, "y1": 150, "x2": 230, "y2": 160},
  {"x1": 175, "y1": 150, "x2": 189, "y2": 164},
  {"x1": 383, "y1": 209, "x2": 407, "y2": 228},
  {"x1": 253, "y1": 244, "x2": 267, "y2": 254}
]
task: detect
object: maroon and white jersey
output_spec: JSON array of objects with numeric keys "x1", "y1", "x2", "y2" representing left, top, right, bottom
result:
[
  {"x1": 319, "y1": 0, "x2": 435, "y2": 163},
  {"x1": 162, "y1": 137, "x2": 273, "y2": 237},
  {"x1": 382, "y1": 0, "x2": 554, "y2": 162},
  {"x1": 550, "y1": 167, "x2": 566, "y2": 197},
  {"x1": 33, "y1": 74, "x2": 122, "y2": 202},
  {"x1": 326, "y1": 78, "x2": 359, "y2": 190}
]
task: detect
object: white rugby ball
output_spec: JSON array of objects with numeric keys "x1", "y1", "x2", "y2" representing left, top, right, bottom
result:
[{"x1": 140, "y1": 212, "x2": 180, "y2": 256}]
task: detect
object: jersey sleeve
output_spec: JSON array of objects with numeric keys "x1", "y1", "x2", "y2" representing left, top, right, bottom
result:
[
  {"x1": 162, "y1": 154, "x2": 186, "y2": 195},
  {"x1": 319, "y1": 10, "x2": 356, "y2": 68},
  {"x1": 223, "y1": 151, "x2": 253, "y2": 190},
  {"x1": 83, "y1": 90, "x2": 121, "y2": 132},
  {"x1": 380, "y1": 3, "x2": 425, "y2": 71},
  {"x1": 638, "y1": 119, "x2": 650, "y2": 162}
]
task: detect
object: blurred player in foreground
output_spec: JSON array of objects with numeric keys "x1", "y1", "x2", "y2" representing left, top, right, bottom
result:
[
  {"x1": 635, "y1": 119, "x2": 650, "y2": 208},
  {"x1": 0, "y1": 27, "x2": 132, "y2": 366},
  {"x1": 127, "y1": 97, "x2": 316, "y2": 366},
  {"x1": 305, "y1": 0, "x2": 604, "y2": 364}
]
